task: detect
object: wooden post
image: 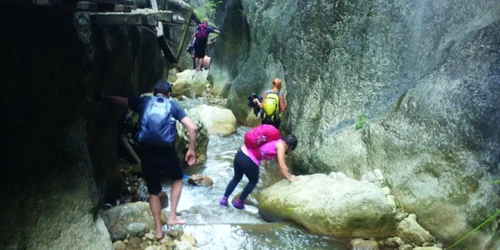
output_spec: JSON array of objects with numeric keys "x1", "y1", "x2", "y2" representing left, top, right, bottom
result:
[
  {"x1": 175, "y1": 7, "x2": 192, "y2": 62},
  {"x1": 150, "y1": 0, "x2": 163, "y2": 37}
]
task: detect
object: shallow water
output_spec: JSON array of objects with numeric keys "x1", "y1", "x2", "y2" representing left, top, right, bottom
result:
[{"x1": 161, "y1": 127, "x2": 349, "y2": 249}]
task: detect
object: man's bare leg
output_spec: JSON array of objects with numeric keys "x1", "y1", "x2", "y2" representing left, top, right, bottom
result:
[
  {"x1": 168, "y1": 179, "x2": 185, "y2": 225},
  {"x1": 148, "y1": 194, "x2": 164, "y2": 240}
]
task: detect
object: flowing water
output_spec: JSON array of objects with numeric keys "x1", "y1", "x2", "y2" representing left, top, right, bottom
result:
[{"x1": 161, "y1": 126, "x2": 350, "y2": 249}]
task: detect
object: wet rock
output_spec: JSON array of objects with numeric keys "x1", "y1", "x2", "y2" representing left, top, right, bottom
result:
[
  {"x1": 413, "y1": 247, "x2": 442, "y2": 250},
  {"x1": 145, "y1": 233, "x2": 156, "y2": 241},
  {"x1": 328, "y1": 171, "x2": 347, "y2": 180},
  {"x1": 161, "y1": 236, "x2": 176, "y2": 247},
  {"x1": 128, "y1": 237, "x2": 142, "y2": 249},
  {"x1": 384, "y1": 236, "x2": 405, "y2": 248},
  {"x1": 258, "y1": 174, "x2": 397, "y2": 238},
  {"x1": 140, "y1": 241, "x2": 149, "y2": 249},
  {"x1": 167, "y1": 229, "x2": 182, "y2": 239},
  {"x1": 112, "y1": 240, "x2": 126, "y2": 250},
  {"x1": 396, "y1": 215, "x2": 434, "y2": 246},
  {"x1": 381, "y1": 186, "x2": 391, "y2": 195},
  {"x1": 174, "y1": 240, "x2": 193, "y2": 250},
  {"x1": 398, "y1": 244, "x2": 413, "y2": 250},
  {"x1": 125, "y1": 222, "x2": 147, "y2": 237},
  {"x1": 350, "y1": 238, "x2": 379, "y2": 250},
  {"x1": 361, "y1": 171, "x2": 381, "y2": 183},
  {"x1": 373, "y1": 169, "x2": 384, "y2": 181},
  {"x1": 180, "y1": 232, "x2": 197, "y2": 247},
  {"x1": 395, "y1": 213, "x2": 409, "y2": 222},
  {"x1": 101, "y1": 202, "x2": 166, "y2": 241},
  {"x1": 387, "y1": 195, "x2": 397, "y2": 208},
  {"x1": 187, "y1": 174, "x2": 214, "y2": 187}
]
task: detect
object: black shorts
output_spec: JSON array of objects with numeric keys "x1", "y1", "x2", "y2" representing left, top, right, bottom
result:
[
  {"x1": 138, "y1": 143, "x2": 184, "y2": 195},
  {"x1": 194, "y1": 40, "x2": 207, "y2": 59}
]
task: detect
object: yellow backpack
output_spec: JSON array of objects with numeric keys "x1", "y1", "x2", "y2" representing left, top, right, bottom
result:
[{"x1": 262, "y1": 92, "x2": 280, "y2": 121}]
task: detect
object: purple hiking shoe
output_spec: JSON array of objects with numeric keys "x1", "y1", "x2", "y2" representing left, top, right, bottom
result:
[
  {"x1": 232, "y1": 198, "x2": 245, "y2": 210},
  {"x1": 219, "y1": 196, "x2": 228, "y2": 206}
]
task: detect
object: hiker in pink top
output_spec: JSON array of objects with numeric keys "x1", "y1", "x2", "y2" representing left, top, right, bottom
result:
[{"x1": 219, "y1": 135, "x2": 298, "y2": 210}]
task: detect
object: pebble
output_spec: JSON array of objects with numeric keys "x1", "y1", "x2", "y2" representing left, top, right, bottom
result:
[{"x1": 145, "y1": 233, "x2": 156, "y2": 240}]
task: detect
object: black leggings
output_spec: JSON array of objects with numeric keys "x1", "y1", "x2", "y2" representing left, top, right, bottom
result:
[{"x1": 223, "y1": 149, "x2": 260, "y2": 202}]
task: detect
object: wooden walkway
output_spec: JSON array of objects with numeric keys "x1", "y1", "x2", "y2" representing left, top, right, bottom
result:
[{"x1": 10, "y1": 0, "x2": 198, "y2": 64}]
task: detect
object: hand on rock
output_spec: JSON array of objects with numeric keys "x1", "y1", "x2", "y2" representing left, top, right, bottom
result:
[{"x1": 185, "y1": 149, "x2": 196, "y2": 166}]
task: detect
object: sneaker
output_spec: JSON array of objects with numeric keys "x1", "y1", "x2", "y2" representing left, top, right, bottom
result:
[
  {"x1": 232, "y1": 198, "x2": 245, "y2": 210},
  {"x1": 219, "y1": 196, "x2": 228, "y2": 206}
]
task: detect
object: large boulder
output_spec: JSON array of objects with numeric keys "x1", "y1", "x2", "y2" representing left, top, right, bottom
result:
[
  {"x1": 188, "y1": 104, "x2": 237, "y2": 136},
  {"x1": 258, "y1": 173, "x2": 397, "y2": 238},
  {"x1": 172, "y1": 70, "x2": 210, "y2": 98}
]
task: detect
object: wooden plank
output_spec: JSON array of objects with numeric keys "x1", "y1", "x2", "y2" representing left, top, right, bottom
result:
[
  {"x1": 86, "y1": 0, "x2": 135, "y2": 6},
  {"x1": 93, "y1": 14, "x2": 148, "y2": 25},
  {"x1": 35, "y1": 0, "x2": 50, "y2": 5},
  {"x1": 113, "y1": 4, "x2": 133, "y2": 12},
  {"x1": 91, "y1": 10, "x2": 172, "y2": 26},
  {"x1": 158, "y1": 36, "x2": 177, "y2": 63},
  {"x1": 76, "y1": 1, "x2": 98, "y2": 11}
]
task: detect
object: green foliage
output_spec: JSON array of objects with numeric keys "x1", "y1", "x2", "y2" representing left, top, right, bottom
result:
[
  {"x1": 355, "y1": 114, "x2": 368, "y2": 129},
  {"x1": 312, "y1": 110, "x2": 320, "y2": 121},
  {"x1": 193, "y1": 9, "x2": 204, "y2": 20},
  {"x1": 489, "y1": 180, "x2": 500, "y2": 184},
  {"x1": 204, "y1": 0, "x2": 223, "y2": 15}
]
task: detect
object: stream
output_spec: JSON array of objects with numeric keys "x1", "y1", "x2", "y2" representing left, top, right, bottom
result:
[{"x1": 160, "y1": 127, "x2": 350, "y2": 249}]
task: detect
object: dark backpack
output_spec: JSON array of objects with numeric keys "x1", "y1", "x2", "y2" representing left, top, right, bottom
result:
[
  {"x1": 137, "y1": 96, "x2": 177, "y2": 146},
  {"x1": 195, "y1": 23, "x2": 209, "y2": 41}
]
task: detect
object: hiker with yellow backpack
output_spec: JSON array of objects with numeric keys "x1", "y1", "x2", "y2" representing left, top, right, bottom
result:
[{"x1": 253, "y1": 78, "x2": 287, "y2": 129}]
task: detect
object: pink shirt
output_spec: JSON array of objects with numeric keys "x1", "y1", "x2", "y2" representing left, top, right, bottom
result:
[{"x1": 242, "y1": 139, "x2": 282, "y2": 166}]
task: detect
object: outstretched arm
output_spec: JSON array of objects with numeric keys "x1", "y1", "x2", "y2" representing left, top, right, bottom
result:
[
  {"x1": 276, "y1": 142, "x2": 297, "y2": 182},
  {"x1": 104, "y1": 96, "x2": 129, "y2": 107},
  {"x1": 180, "y1": 116, "x2": 197, "y2": 165}
]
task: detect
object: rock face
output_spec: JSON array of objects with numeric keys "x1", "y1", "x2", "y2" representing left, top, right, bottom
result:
[
  {"x1": 214, "y1": 0, "x2": 500, "y2": 248},
  {"x1": 258, "y1": 174, "x2": 397, "y2": 238},
  {"x1": 0, "y1": 5, "x2": 165, "y2": 250}
]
